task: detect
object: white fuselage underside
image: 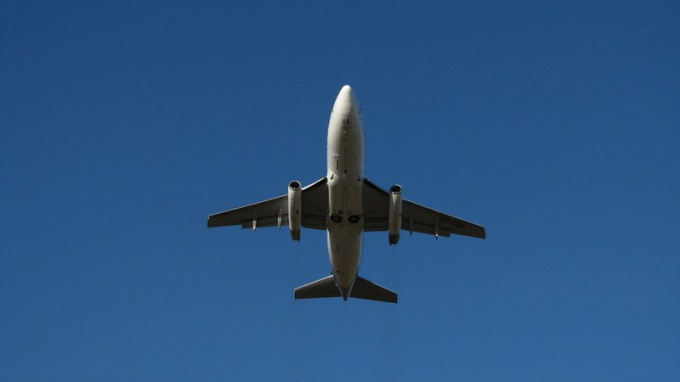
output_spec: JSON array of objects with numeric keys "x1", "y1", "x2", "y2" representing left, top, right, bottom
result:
[{"x1": 326, "y1": 85, "x2": 365, "y2": 294}]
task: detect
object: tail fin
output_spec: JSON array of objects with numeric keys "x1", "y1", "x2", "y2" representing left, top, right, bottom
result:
[
  {"x1": 294, "y1": 275, "x2": 398, "y2": 303},
  {"x1": 351, "y1": 276, "x2": 398, "y2": 303}
]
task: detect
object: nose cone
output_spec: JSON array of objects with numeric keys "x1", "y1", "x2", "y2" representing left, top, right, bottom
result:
[
  {"x1": 333, "y1": 84, "x2": 359, "y2": 116},
  {"x1": 337, "y1": 84, "x2": 354, "y2": 104}
]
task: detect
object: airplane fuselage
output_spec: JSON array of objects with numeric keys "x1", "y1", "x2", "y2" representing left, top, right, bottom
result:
[{"x1": 326, "y1": 85, "x2": 365, "y2": 299}]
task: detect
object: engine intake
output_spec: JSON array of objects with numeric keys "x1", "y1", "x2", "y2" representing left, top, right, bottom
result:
[
  {"x1": 388, "y1": 184, "x2": 402, "y2": 245},
  {"x1": 288, "y1": 180, "x2": 302, "y2": 241}
]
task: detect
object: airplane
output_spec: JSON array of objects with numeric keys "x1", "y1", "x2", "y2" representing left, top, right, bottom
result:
[{"x1": 208, "y1": 85, "x2": 485, "y2": 303}]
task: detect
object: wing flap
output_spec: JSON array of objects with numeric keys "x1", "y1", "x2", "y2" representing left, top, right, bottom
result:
[
  {"x1": 362, "y1": 178, "x2": 390, "y2": 231},
  {"x1": 300, "y1": 177, "x2": 328, "y2": 230}
]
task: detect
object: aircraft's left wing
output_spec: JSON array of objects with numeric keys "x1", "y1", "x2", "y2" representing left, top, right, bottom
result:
[
  {"x1": 208, "y1": 177, "x2": 328, "y2": 230},
  {"x1": 363, "y1": 178, "x2": 486, "y2": 239}
]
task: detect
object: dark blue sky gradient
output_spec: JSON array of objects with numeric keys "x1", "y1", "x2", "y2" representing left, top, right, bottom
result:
[{"x1": 2, "y1": 1, "x2": 679, "y2": 380}]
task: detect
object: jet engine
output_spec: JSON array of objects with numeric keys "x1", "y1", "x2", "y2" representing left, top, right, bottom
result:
[
  {"x1": 288, "y1": 180, "x2": 302, "y2": 241},
  {"x1": 388, "y1": 184, "x2": 402, "y2": 245}
]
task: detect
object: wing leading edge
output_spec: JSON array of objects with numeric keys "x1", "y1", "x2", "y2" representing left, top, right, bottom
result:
[
  {"x1": 207, "y1": 177, "x2": 328, "y2": 230},
  {"x1": 362, "y1": 178, "x2": 486, "y2": 239}
]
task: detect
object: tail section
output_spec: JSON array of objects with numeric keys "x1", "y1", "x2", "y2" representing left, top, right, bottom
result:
[
  {"x1": 351, "y1": 276, "x2": 398, "y2": 303},
  {"x1": 294, "y1": 275, "x2": 398, "y2": 303},
  {"x1": 294, "y1": 275, "x2": 341, "y2": 299}
]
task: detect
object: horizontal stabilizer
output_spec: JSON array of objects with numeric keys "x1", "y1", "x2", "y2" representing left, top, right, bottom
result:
[
  {"x1": 351, "y1": 276, "x2": 398, "y2": 303},
  {"x1": 294, "y1": 275, "x2": 398, "y2": 303},
  {"x1": 294, "y1": 275, "x2": 341, "y2": 300}
]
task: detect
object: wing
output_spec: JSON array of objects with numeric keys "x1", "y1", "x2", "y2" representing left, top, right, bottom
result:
[
  {"x1": 207, "y1": 177, "x2": 328, "y2": 230},
  {"x1": 208, "y1": 194, "x2": 286, "y2": 229},
  {"x1": 362, "y1": 178, "x2": 486, "y2": 239}
]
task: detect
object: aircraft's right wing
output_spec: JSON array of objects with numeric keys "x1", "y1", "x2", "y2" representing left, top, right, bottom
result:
[
  {"x1": 299, "y1": 177, "x2": 328, "y2": 230},
  {"x1": 208, "y1": 194, "x2": 287, "y2": 229},
  {"x1": 207, "y1": 177, "x2": 328, "y2": 230},
  {"x1": 363, "y1": 178, "x2": 486, "y2": 239}
]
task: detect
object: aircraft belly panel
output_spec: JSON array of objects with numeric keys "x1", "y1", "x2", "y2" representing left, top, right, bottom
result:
[
  {"x1": 326, "y1": 91, "x2": 365, "y2": 292},
  {"x1": 327, "y1": 229, "x2": 362, "y2": 289}
]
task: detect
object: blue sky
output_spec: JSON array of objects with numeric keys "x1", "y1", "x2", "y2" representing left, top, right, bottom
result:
[{"x1": 1, "y1": 0, "x2": 678, "y2": 380}]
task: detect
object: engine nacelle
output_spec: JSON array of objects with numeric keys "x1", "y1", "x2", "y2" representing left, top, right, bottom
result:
[
  {"x1": 388, "y1": 184, "x2": 402, "y2": 245},
  {"x1": 288, "y1": 180, "x2": 302, "y2": 241}
]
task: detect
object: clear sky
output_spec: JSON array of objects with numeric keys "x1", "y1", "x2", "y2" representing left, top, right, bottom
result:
[{"x1": 1, "y1": 1, "x2": 678, "y2": 380}]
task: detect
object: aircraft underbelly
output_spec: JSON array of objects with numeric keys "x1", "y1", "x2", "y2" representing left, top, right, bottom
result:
[
  {"x1": 326, "y1": 168, "x2": 364, "y2": 289},
  {"x1": 326, "y1": 96, "x2": 365, "y2": 291},
  {"x1": 327, "y1": 229, "x2": 362, "y2": 289}
]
